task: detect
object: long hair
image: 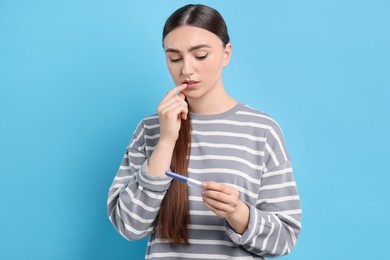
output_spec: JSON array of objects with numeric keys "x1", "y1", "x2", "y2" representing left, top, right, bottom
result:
[{"x1": 157, "y1": 4, "x2": 230, "y2": 245}]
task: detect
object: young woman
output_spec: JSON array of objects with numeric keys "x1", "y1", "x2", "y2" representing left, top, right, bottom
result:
[{"x1": 108, "y1": 4, "x2": 301, "y2": 259}]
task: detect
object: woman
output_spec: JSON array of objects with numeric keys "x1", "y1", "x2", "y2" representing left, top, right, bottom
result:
[{"x1": 108, "y1": 4, "x2": 301, "y2": 259}]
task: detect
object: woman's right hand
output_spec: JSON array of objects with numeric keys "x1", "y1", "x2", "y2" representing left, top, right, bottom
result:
[{"x1": 157, "y1": 84, "x2": 188, "y2": 144}]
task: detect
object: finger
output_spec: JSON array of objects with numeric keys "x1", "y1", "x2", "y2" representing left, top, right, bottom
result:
[
  {"x1": 203, "y1": 190, "x2": 234, "y2": 204},
  {"x1": 181, "y1": 110, "x2": 188, "y2": 120},
  {"x1": 204, "y1": 199, "x2": 234, "y2": 213},
  {"x1": 159, "y1": 96, "x2": 187, "y2": 113},
  {"x1": 178, "y1": 92, "x2": 186, "y2": 100},
  {"x1": 203, "y1": 197, "x2": 235, "y2": 216},
  {"x1": 177, "y1": 92, "x2": 188, "y2": 120},
  {"x1": 160, "y1": 84, "x2": 188, "y2": 103},
  {"x1": 160, "y1": 101, "x2": 188, "y2": 120},
  {"x1": 203, "y1": 182, "x2": 238, "y2": 196}
]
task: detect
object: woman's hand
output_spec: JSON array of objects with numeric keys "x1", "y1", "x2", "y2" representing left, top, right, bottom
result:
[
  {"x1": 158, "y1": 84, "x2": 188, "y2": 144},
  {"x1": 202, "y1": 181, "x2": 250, "y2": 234},
  {"x1": 147, "y1": 84, "x2": 188, "y2": 177}
]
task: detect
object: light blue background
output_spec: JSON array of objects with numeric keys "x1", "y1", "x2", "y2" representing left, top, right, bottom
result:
[{"x1": 1, "y1": 0, "x2": 389, "y2": 259}]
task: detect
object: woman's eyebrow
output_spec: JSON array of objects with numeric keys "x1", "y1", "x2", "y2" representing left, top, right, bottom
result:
[{"x1": 165, "y1": 44, "x2": 211, "y2": 53}]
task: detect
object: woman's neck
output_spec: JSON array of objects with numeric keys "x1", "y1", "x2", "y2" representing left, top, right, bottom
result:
[{"x1": 187, "y1": 85, "x2": 238, "y2": 115}]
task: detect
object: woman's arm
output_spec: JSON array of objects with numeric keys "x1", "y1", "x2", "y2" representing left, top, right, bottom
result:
[
  {"x1": 202, "y1": 123, "x2": 302, "y2": 257},
  {"x1": 147, "y1": 84, "x2": 188, "y2": 176},
  {"x1": 107, "y1": 120, "x2": 172, "y2": 240},
  {"x1": 107, "y1": 84, "x2": 189, "y2": 241},
  {"x1": 202, "y1": 163, "x2": 301, "y2": 257}
]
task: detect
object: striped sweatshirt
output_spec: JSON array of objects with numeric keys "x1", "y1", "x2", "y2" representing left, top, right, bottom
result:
[{"x1": 107, "y1": 103, "x2": 301, "y2": 259}]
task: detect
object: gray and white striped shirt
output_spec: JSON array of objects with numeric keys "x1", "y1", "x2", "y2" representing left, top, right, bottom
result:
[{"x1": 108, "y1": 103, "x2": 301, "y2": 259}]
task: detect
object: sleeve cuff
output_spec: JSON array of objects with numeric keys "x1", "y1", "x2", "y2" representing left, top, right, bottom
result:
[
  {"x1": 135, "y1": 161, "x2": 172, "y2": 192},
  {"x1": 226, "y1": 203, "x2": 259, "y2": 245}
]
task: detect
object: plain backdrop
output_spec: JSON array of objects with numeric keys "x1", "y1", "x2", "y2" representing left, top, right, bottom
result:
[{"x1": 1, "y1": 0, "x2": 389, "y2": 259}]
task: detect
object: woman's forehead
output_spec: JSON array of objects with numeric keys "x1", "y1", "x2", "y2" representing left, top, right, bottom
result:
[{"x1": 163, "y1": 26, "x2": 222, "y2": 51}]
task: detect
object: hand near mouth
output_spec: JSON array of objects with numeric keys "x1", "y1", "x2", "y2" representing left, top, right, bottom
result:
[{"x1": 157, "y1": 84, "x2": 189, "y2": 143}]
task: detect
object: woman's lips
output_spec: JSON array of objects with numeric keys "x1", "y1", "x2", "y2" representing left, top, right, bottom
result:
[{"x1": 183, "y1": 80, "x2": 199, "y2": 89}]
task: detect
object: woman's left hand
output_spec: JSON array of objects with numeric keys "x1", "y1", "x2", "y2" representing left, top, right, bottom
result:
[{"x1": 202, "y1": 181, "x2": 250, "y2": 234}]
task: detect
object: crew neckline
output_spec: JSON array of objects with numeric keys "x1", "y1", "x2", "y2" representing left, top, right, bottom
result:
[{"x1": 190, "y1": 103, "x2": 244, "y2": 120}]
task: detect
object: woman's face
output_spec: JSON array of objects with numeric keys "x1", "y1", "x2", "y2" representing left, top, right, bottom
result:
[{"x1": 163, "y1": 25, "x2": 232, "y2": 100}]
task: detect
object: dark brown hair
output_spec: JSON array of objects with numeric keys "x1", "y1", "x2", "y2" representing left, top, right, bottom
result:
[{"x1": 157, "y1": 4, "x2": 230, "y2": 245}]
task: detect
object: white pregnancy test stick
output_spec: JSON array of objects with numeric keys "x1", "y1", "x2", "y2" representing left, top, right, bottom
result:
[{"x1": 165, "y1": 171, "x2": 203, "y2": 187}]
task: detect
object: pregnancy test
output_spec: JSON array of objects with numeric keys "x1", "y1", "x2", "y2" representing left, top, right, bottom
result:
[{"x1": 165, "y1": 171, "x2": 203, "y2": 187}]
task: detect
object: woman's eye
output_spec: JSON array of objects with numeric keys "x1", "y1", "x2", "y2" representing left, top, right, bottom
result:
[
  {"x1": 196, "y1": 54, "x2": 208, "y2": 60},
  {"x1": 170, "y1": 57, "x2": 182, "y2": 63}
]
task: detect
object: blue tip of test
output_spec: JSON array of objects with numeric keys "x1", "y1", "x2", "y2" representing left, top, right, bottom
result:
[{"x1": 165, "y1": 171, "x2": 188, "y2": 183}]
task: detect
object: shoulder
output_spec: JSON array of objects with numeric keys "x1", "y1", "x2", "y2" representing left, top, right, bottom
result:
[
  {"x1": 131, "y1": 113, "x2": 160, "y2": 136},
  {"x1": 235, "y1": 104, "x2": 284, "y2": 132},
  {"x1": 140, "y1": 113, "x2": 160, "y2": 127},
  {"x1": 239, "y1": 104, "x2": 290, "y2": 160}
]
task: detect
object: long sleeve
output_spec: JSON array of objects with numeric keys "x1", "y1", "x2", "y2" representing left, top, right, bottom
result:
[
  {"x1": 227, "y1": 121, "x2": 302, "y2": 257},
  {"x1": 107, "y1": 120, "x2": 172, "y2": 241},
  {"x1": 108, "y1": 106, "x2": 301, "y2": 259}
]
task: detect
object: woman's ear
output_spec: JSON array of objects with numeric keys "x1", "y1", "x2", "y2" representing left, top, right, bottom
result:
[{"x1": 222, "y1": 43, "x2": 232, "y2": 67}]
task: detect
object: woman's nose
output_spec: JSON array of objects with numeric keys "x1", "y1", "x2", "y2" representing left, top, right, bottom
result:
[{"x1": 181, "y1": 59, "x2": 194, "y2": 76}]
